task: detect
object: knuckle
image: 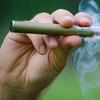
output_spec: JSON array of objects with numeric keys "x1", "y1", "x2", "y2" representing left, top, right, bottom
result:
[
  {"x1": 36, "y1": 12, "x2": 50, "y2": 16},
  {"x1": 31, "y1": 12, "x2": 50, "y2": 22},
  {"x1": 54, "y1": 9, "x2": 67, "y2": 13},
  {"x1": 34, "y1": 12, "x2": 50, "y2": 19},
  {"x1": 52, "y1": 9, "x2": 73, "y2": 16}
]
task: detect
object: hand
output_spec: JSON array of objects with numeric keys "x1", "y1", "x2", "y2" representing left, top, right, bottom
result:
[{"x1": 0, "y1": 9, "x2": 91, "y2": 100}]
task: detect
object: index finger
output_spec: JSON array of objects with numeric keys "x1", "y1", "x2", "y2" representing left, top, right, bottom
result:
[{"x1": 51, "y1": 9, "x2": 75, "y2": 27}]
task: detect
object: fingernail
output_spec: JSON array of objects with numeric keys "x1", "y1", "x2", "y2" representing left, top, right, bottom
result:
[
  {"x1": 63, "y1": 16, "x2": 74, "y2": 20},
  {"x1": 39, "y1": 45, "x2": 47, "y2": 54},
  {"x1": 61, "y1": 16, "x2": 74, "y2": 27},
  {"x1": 79, "y1": 17, "x2": 92, "y2": 26},
  {"x1": 48, "y1": 38, "x2": 58, "y2": 48}
]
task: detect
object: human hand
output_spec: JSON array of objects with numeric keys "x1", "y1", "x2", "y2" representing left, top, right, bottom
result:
[{"x1": 0, "y1": 9, "x2": 91, "y2": 100}]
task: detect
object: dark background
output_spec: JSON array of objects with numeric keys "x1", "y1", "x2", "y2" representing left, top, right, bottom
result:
[{"x1": 0, "y1": 0, "x2": 80, "y2": 43}]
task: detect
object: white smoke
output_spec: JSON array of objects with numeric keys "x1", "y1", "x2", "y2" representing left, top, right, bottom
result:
[
  {"x1": 79, "y1": 0, "x2": 100, "y2": 26},
  {"x1": 71, "y1": 0, "x2": 100, "y2": 100}
]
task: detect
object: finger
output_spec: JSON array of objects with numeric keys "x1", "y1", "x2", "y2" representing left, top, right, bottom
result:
[
  {"x1": 51, "y1": 9, "x2": 75, "y2": 27},
  {"x1": 33, "y1": 13, "x2": 58, "y2": 49},
  {"x1": 74, "y1": 12, "x2": 92, "y2": 27},
  {"x1": 32, "y1": 13, "x2": 53, "y2": 23},
  {"x1": 27, "y1": 34, "x2": 47, "y2": 55},
  {"x1": 59, "y1": 35, "x2": 82, "y2": 47},
  {"x1": 43, "y1": 35, "x2": 58, "y2": 48},
  {"x1": 27, "y1": 13, "x2": 54, "y2": 55}
]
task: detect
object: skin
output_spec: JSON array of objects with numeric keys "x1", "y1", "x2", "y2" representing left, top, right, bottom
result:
[{"x1": 0, "y1": 9, "x2": 92, "y2": 100}]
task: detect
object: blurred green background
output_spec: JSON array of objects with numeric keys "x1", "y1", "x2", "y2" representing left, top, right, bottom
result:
[
  {"x1": 0, "y1": 0, "x2": 80, "y2": 43},
  {"x1": 0, "y1": 0, "x2": 100, "y2": 100}
]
